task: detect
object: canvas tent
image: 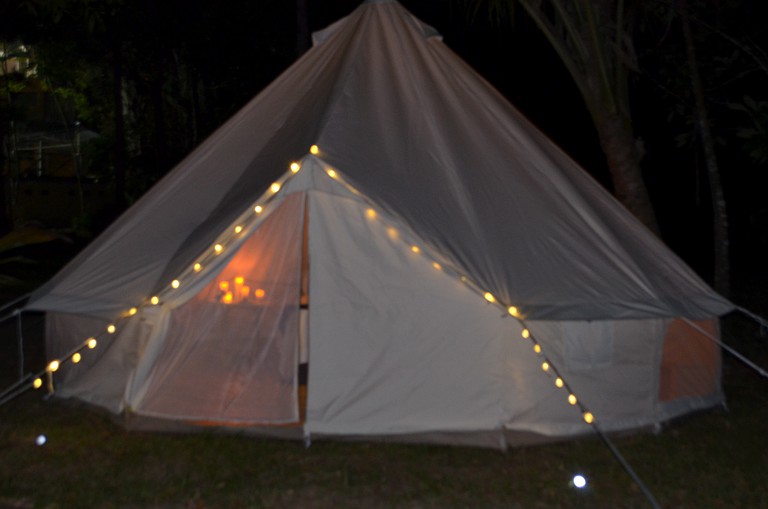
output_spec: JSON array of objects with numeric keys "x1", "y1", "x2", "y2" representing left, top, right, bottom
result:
[{"x1": 26, "y1": 0, "x2": 733, "y2": 448}]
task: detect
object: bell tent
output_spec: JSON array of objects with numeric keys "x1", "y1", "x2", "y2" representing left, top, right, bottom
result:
[{"x1": 25, "y1": 0, "x2": 733, "y2": 448}]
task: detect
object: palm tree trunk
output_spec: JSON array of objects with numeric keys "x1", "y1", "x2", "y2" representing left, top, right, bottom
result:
[{"x1": 679, "y1": 1, "x2": 730, "y2": 296}]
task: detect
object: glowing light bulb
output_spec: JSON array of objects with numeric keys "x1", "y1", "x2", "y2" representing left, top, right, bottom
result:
[
  {"x1": 432, "y1": 262, "x2": 442, "y2": 271},
  {"x1": 254, "y1": 205, "x2": 263, "y2": 214},
  {"x1": 521, "y1": 329, "x2": 530, "y2": 339},
  {"x1": 555, "y1": 377, "x2": 564, "y2": 388},
  {"x1": 484, "y1": 292, "x2": 495, "y2": 303},
  {"x1": 150, "y1": 296, "x2": 160, "y2": 305},
  {"x1": 507, "y1": 306, "x2": 519, "y2": 317},
  {"x1": 194, "y1": 263, "x2": 203, "y2": 272},
  {"x1": 128, "y1": 307, "x2": 138, "y2": 316},
  {"x1": 255, "y1": 288, "x2": 266, "y2": 299},
  {"x1": 541, "y1": 362, "x2": 550, "y2": 372},
  {"x1": 365, "y1": 208, "x2": 377, "y2": 220},
  {"x1": 47, "y1": 360, "x2": 60, "y2": 372},
  {"x1": 583, "y1": 412, "x2": 594, "y2": 424},
  {"x1": 270, "y1": 182, "x2": 281, "y2": 193},
  {"x1": 572, "y1": 475, "x2": 587, "y2": 489},
  {"x1": 171, "y1": 280, "x2": 180, "y2": 289},
  {"x1": 33, "y1": 378, "x2": 43, "y2": 389},
  {"x1": 72, "y1": 352, "x2": 82, "y2": 363},
  {"x1": 107, "y1": 324, "x2": 116, "y2": 334},
  {"x1": 326, "y1": 169, "x2": 337, "y2": 179},
  {"x1": 290, "y1": 162, "x2": 301, "y2": 173},
  {"x1": 234, "y1": 276, "x2": 245, "y2": 285},
  {"x1": 411, "y1": 245, "x2": 421, "y2": 254},
  {"x1": 534, "y1": 344, "x2": 542, "y2": 353},
  {"x1": 568, "y1": 394, "x2": 578, "y2": 405},
  {"x1": 219, "y1": 281, "x2": 229, "y2": 291},
  {"x1": 214, "y1": 244, "x2": 223, "y2": 254},
  {"x1": 387, "y1": 227, "x2": 399, "y2": 240},
  {"x1": 223, "y1": 291, "x2": 234, "y2": 304},
  {"x1": 87, "y1": 338, "x2": 97, "y2": 349},
  {"x1": 310, "y1": 144, "x2": 319, "y2": 155},
  {"x1": 36, "y1": 434, "x2": 47, "y2": 446},
  {"x1": 234, "y1": 225, "x2": 243, "y2": 234}
]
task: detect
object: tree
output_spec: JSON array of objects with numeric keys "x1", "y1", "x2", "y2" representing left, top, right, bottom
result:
[{"x1": 467, "y1": 0, "x2": 659, "y2": 233}]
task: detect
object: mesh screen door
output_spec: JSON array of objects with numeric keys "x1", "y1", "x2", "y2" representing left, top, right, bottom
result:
[{"x1": 137, "y1": 193, "x2": 305, "y2": 424}]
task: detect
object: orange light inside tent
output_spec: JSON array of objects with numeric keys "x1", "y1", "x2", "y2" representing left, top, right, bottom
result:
[
  {"x1": 219, "y1": 281, "x2": 229, "y2": 291},
  {"x1": 234, "y1": 276, "x2": 245, "y2": 285},
  {"x1": 223, "y1": 292, "x2": 234, "y2": 304},
  {"x1": 242, "y1": 286, "x2": 251, "y2": 299},
  {"x1": 255, "y1": 288, "x2": 266, "y2": 299}
]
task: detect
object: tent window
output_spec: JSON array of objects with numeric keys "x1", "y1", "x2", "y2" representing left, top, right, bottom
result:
[{"x1": 564, "y1": 321, "x2": 614, "y2": 372}]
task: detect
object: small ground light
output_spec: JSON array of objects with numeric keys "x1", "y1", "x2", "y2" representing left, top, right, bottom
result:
[
  {"x1": 36, "y1": 434, "x2": 47, "y2": 446},
  {"x1": 572, "y1": 474, "x2": 587, "y2": 489}
]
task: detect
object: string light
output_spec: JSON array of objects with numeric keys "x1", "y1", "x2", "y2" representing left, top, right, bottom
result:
[
  {"x1": 128, "y1": 307, "x2": 138, "y2": 316},
  {"x1": 555, "y1": 377, "x2": 564, "y2": 388},
  {"x1": 432, "y1": 262, "x2": 442, "y2": 271},
  {"x1": 214, "y1": 244, "x2": 223, "y2": 254},
  {"x1": 291, "y1": 162, "x2": 301, "y2": 173},
  {"x1": 541, "y1": 361, "x2": 550, "y2": 372},
  {"x1": 310, "y1": 144, "x2": 319, "y2": 155},
  {"x1": 47, "y1": 360, "x2": 60, "y2": 372},
  {"x1": 254, "y1": 205, "x2": 263, "y2": 214},
  {"x1": 484, "y1": 292, "x2": 496, "y2": 303},
  {"x1": 568, "y1": 394, "x2": 578, "y2": 405},
  {"x1": 507, "y1": 306, "x2": 519, "y2": 317},
  {"x1": 583, "y1": 412, "x2": 594, "y2": 424},
  {"x1": 534, "y1": 344, "x2": 542, "y2": 353},
  {"x1": 72, "y1": 352, "x2": 82, "y2": 363},
  {"x1": 171, "y1": 280, "x2": 180, "y2": 289},
  {"x1": 194, "y1": 263, "x2": 203, "y2": 272},
  {"x1": 326, "y1": 168, "x2": 337, "y2": 179},
  {"x1": 87, "y1": 338, "x2": 97, "y2": 349},
  {"x1": 270, "y1": 182, "x2": 281, "y2": 193},
  {"x1": 107, "y1": 324, "x2": 116, "y2": 334},
  {"x1": 150, "y1": 296, "x2": 160, "y2": 305},
  {"x1": 386, "y1": 227, "x2": 399, "y2": 240},
  {"x1": 365, "y1": 208, "x2": 377, "y2": 220},
  {"x1": 234, "y1": 225, "x2": 243, "y2": 234},
  {"x1": 521, "y1": 328, "x2": 530, "y2": 339},
  {"x1": 33, "y1": 378, "x2": 43, "y2": 389},
  {"x1": 411, "y1": 245, "x2": 421, "y2": 254}
]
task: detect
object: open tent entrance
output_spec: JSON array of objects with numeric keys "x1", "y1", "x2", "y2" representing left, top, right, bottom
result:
[{"x1": 135, "y1": 192, "x2": 310, "y2": 426}]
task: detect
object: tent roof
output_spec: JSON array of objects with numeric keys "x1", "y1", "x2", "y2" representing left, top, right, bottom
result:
[{"x1": 28, "y1": 0, "x2": 732, "y2": 320}]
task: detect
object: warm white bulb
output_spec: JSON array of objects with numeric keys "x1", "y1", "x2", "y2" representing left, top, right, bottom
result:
[
  {"x1": 234, "y1": 225, "x2": 243, "y2": 234},
  {"x1": 193, "y1": 263, "x2": 203, "y2": 272},
  {"x1": 326, "y1": 169, "x2": 337, "y2": 179},
  {"x1": 290, "y1": 162, "x2": 301, "y2": 173},
  {"x1": 365, "y1": 208, "x2": 377, "y2": 220},
  {"x1": 583, "y1": 412, "x2": 594, "y2": 424},
  {"x1": 521, "y1": 329, "x2": 530, "y2": 339},
  {"x1": 310, "y1": 144, "x2": 319, "y2": 155},
  {"x1": 507, "y1": 306, "x2": 519, "y2": 317},
  {"x1": 107, "y1": 324, "x2": 116, "y2": 334},
  {"x1": 72, "y1": 352, "x2": 82, "y2": 363},
  {"x1": 47, "y1": 360, "x2": 60, "y2": 372},
  {"x1": 254, "y1": 205, "x2": 263, "y2": 214},
  {"x1": 150, "y1": 296, "x2": 160, "y2": 305},
  {"x1": 128, "y1": 307, "x2": 138, "y2": 316},
  {"x1": 87, "y1": 338, "x2": 97, "y2": 349},
  {"x1": 534, "y1": 344, "x2": 542, "y2": 353},
  {"x1": 541, "y1": 362, "x2": 550, "y2": 372},
  {"x1": 270, "y1": 182, "x2": 281, "y2": 193},
  {"x1": 411, "y1": 245, "x2": 421, "y2": 254},
  {"x1": 432, "y1": 262, "x2": 442, "y2": 271},
  {"x1": 555, "y1": 377, "x2": 564, "y2": 388},
  {"x1": 214, "y1": 244, "x2": 223, "y2": 254},
  {"x1": 484, "y1": 292, "x2": 495, "y2": 303},
  {"x1": 33, "y1": 378, "x2": 43, "y2": 389},
  {"x1": 568, "y1": 394, "x2": 578, "y2": 405},
  {"x1": 171, "y1": 280, "x2": 180, "y2": 289}
]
